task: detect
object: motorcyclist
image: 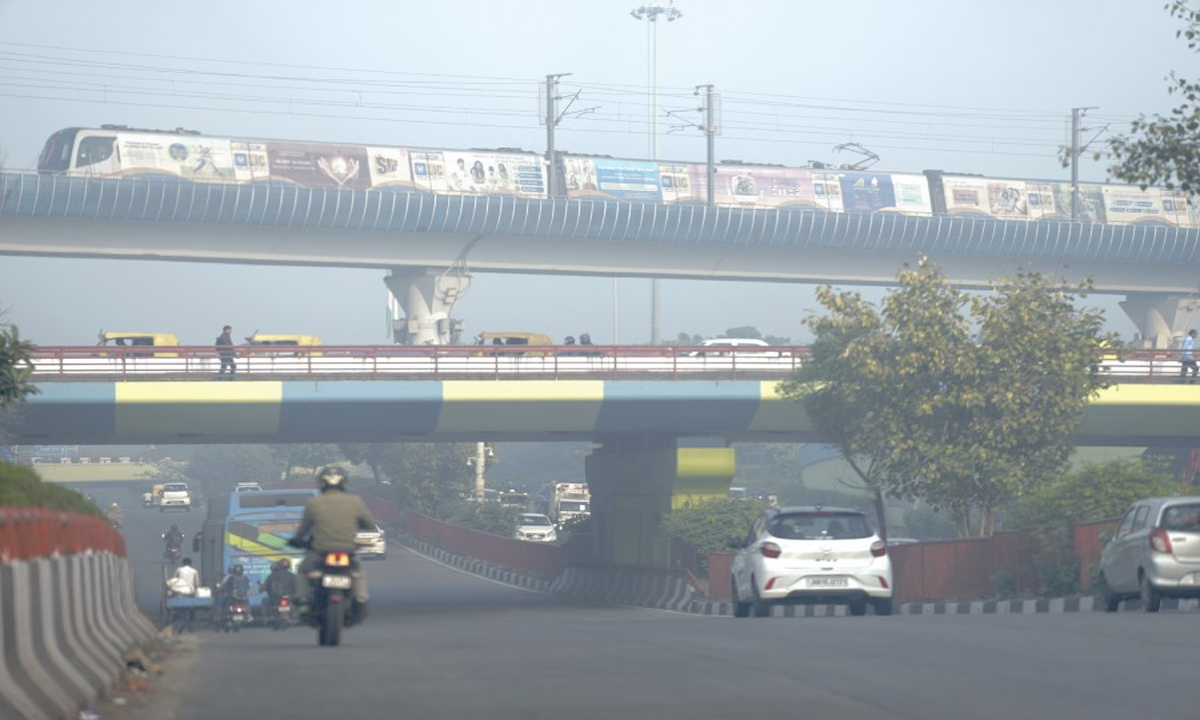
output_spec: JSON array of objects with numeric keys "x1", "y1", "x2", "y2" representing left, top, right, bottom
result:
[
  {"x1": 215, "y1": 564, "x2": 251, "y2": 622},
  {"x1": 259, "y1": 558, "x2": 296, "y2": 622},
  {"x1": 163, "y1": 524, "x2": 184, "y2": 550},
  {"x1": 288, "y1": 466, "x2": 378, "y2": 625},
  {"x1": 106, "y1": 502, "x2": 124, "y2": 528}
]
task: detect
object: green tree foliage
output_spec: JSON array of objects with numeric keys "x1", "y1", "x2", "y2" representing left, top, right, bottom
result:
[
  {"x1": 661, "y1": 498, "x2": 767, "y2": 560},
  {"x1": 0, "y1": 461, "x2": 103, "y2": 517},
  {"x1": 1106, "y1": 2, "x2": 1200, "y2": 193},
  {"x1": 443, "y1": 499, "x2": 523, "y2": 536},
  {"x1": 1006, "y1": 458, "x2": 1186, "y2": 529},
  {"x1": 782, "y1": 258, "x2": 1114, "y2": 537},
  {"x1": 184, "y1": 444, "x2": 281, "y2": 495},
  {"x1": 0, "y1": 321, "x2": 38, "y2": 411},
  {"x1": 376, "y1": 443, "x2": 473, "y2": 516}
]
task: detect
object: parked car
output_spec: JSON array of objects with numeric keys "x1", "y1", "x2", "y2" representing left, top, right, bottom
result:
[
  {"x1": 1096, "y1": 496, "x2": 1200, "y2": 612},
  {"x1": 730, "y1": 506, "x2": 893, "y2": 618},
  {"x1": 514, "y1": 513, "x2": 557, "y2": 542},
  {"x1": 356, "y1": 524, "x2": 387, "y2": 560}
]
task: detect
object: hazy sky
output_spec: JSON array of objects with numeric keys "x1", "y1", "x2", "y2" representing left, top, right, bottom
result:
[{"x1": 0, "y1": 0, "x2": 1193, "y2": 346}]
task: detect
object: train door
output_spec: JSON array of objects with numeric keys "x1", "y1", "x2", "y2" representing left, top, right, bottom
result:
[{"x1": 74, "y1": 132, "x2": 121, "y2": 177}]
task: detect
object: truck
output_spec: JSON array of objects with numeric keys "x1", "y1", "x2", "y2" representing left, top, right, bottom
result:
[{"x1": 548, "y1": 482, "x2": 590, "y2": 527}]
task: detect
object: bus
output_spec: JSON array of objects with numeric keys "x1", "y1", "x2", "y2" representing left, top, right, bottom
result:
[{"x1": 195, "y1": 489, "x2": 317, "y2": 608}]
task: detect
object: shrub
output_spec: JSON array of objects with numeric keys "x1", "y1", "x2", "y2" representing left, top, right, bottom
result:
[{"x1": 0, "y1": 461, "x2": 104, "y2": 517}]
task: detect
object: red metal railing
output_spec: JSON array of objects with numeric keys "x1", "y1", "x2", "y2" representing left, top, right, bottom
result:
[
  {"x1": 27, "y1": 344, "x2": 812, "y2": 382},
  {"x1": 0, "y1": 507, "x2": 126, "y2": 560},
  {"x1": 25, "y1": 345, "x2": 1187, "y2": 383}
]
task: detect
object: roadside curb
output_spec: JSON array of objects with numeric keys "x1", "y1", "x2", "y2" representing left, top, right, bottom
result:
[{"x1": 692, "y1": 595, "x2": 1200, "y2": 617}]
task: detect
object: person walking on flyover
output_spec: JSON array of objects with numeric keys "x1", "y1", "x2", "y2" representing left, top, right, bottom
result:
[
  {"x1": 216, "y1": 325, "x2": 236, "y2": 380},
  {"x1": 1181, "y1": 329, "x2": 1199, "y2": 383}
]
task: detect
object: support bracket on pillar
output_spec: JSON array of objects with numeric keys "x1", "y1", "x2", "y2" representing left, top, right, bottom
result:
[
  {"x1": 385, "y1": 267, "x2": 471, "y2": 346},
  {"x1": 1119, "y1": 292, "x2": 1200, "y2": 349}
]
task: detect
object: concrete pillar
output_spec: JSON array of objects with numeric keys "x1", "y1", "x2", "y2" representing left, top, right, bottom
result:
[
  {"x1": 585, "y1": 439, "x2": 736, "y2": 568},
  {"x1": 384, "y1": 268, "x2": 471, "y2": 346},
  {"x1": 1119, "y1": 292, "x2": 1200, "y2": 349}
]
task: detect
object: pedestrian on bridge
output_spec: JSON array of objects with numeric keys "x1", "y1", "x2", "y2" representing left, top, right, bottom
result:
[
  {"x1": 216, "y1": 325, "x2": 236, "y2": 380},
  {"x1": 1181, "y1": 329, "x2": 1198, "y2": 383}
]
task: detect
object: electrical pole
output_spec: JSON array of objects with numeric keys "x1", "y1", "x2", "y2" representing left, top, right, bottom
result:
[
  {"x1": 471, "y1": 441, "x2": 488, "y2": 501},
  {"x1": 1070, "y1": 107, "x2": 1082, "y2": 222},
  {"x1": 544, "y1": 73, "x2": 572, "y2": 198},
  {"x1": 696, "y1": 83, "x2": 716, "y2": 205}
]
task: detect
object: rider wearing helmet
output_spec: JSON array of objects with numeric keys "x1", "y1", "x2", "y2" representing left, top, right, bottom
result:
[
  {"x1": 289, "y1": 467, "x2": 378, "y2": 624},
  {"x1": 260, "y1": 558, "x2": 296, "y2": 621},
  {"x1": 163, "y1": 524, "x2": 184, "y2": 550},
  {"x1": 215, "y1": 564, "x2": 251, "y2": 622}
]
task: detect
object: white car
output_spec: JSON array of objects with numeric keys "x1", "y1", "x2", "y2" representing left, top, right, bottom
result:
[
  {"x1": 356, "y1": 524, "x2": 387, "y2": 560},
  {"x1": 514, "y1": 513, "x2": 557, "y2": 542},
  {"x1": 730, "y1": 506, "x2": 893, "y2": 617},
  {"x1": 158, "y1": 482, "x2": 192, "y2": 512},
  {"x1": 234, "y1": 482, "x2": 263, "y2": 493}
]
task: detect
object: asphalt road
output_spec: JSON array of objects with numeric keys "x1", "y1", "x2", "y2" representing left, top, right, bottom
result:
[{"x1": 95, "y1": 487, "x2": 1200, "y2": 720}]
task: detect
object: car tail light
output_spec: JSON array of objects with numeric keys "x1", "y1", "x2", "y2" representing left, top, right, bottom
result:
[
  {"x1": 324, "y1": 552, "x2": 351, "y2": 567},
  {"x1": 1150, "y1": 527, "x2": 1173, "y2": 554},
  {"x1": 870, "y1": 540, "x2": 887, "y2": 557},
  {"x1": 760, "y1": 542, "x2": 782, "y2": 559},
  {"x1": 279, "y1": 598, "x2": 290, "y2": 607},
  {"x1": 765, "y1": 577, "x2": 777, "y2": 590}
]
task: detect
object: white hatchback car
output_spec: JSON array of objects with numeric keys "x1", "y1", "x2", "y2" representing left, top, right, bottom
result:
[
  {"x1": 355, "y1": 524, "x2": 387, "y2": 560},
  {"x1": 730, "y1": 506, "x2": 893, "y2": 617},
  {"x1": 514, "y1": 513, "x2": 557, "y2": 542}
]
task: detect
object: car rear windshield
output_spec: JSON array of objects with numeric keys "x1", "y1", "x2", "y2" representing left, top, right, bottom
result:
[
  {"x1": 768, "y1": 512, "x2": 872, "y2": 540},
  {"x1": 163, "y1": 483, "x2": 188, "y2": 492},
  {"x1": 1161, "y1": 503, "x2": 1200, "y2": 532}
]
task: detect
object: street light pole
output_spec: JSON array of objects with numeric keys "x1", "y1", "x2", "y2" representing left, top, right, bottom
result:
[{"x1": 631, "y1": 2, "x2": 681, "y2": 346}]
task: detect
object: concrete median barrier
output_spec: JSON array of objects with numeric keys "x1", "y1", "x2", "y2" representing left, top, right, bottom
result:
[{"x1": 0, "y1": 508, "x2": 155, "y2": 720}]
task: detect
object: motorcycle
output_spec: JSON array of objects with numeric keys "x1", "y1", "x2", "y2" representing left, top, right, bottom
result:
[
  {"x1": 268, "y1": 595, "x2": 295, "y2": 631},
  {"x1": 163, "y1": 544, "x2": 181, "y2": 564},
  {"x1": 218, "y1": 596, "x2": 251, "y2": 633},
  {"x1": 305, "y1": 550, "x2": 361, "y2": 646}
]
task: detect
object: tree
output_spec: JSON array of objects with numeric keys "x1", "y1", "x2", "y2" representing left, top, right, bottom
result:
[
  {"x1": 1106, "y1": 2, "x2": 1200, "y2": 193},
  {"x1": 0, "y1": 314, "x2": 38, "y2": 412},
  {"x1": 782, "y1": 258, "x2": 1114, "y2": 537},
  {"x1": 374, "y1": 443, "x2": 473, "y2": 516},
  {"x1": 661, "y1": 498, "x2": 767, "y2": 572},
  {"x1": 184, "y1": 444, "x2": 280, "y2": 495},
  {"x1": 1006, "y1": 458, "x2": 1186, "y2": 529}
]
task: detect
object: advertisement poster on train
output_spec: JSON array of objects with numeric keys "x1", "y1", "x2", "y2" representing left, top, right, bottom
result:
[
  {"x1": 1101, "y1": 185, "x2": 1172, "y2": 225},
  {"x1": 414, "y1": 150, "x2": 545, "y2": 197},
  {"x1": 230, "y1": 142, "x2": 269, "y2": 182},
  {"x1": 563, "y1": 157, "x2": 661, "y2": 201},
  {"x1": 1050, "y1": 182, "x2": 1106, "y2": 223},
  {"x1": 836, "y1": 173, "x2": 933, "y2": 215},
  {"x1": 1021, "y1": 181, "x2": 1056, "y2": 220},
  {"x1": 658, "y1": 164, "x2": 695, "y2": 203},
  {"x1": 709, "y1": 165, "x2": 823, "y2": 209},
  {"x1": 940, "y1": 177, "x2": 1028, "y2": 219},
  {"x1": 366, "y1": 147, "x2": 414, "y2": 189},
  {"x1": 810, "y1": 172, "x2": 844, "y2": 212},
  {"x1": 117, "y1": 133, "x2": 236, "y2": 181},
  {"x1": 266, "y1": 142, "x2": 371, "y2": 189}
]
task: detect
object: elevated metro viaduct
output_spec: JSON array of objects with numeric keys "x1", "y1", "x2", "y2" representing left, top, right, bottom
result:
[
  {"x1": 10, "y1": 377, "x2": 1200, "y2": 568},
  {"x1": 5, "y1": 172, "x2": 1200, "y2": 346}
]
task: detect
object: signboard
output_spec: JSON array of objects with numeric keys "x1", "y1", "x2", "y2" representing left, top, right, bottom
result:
[
  {"x1": 266, "y1": 142, "x2": 371, "y2": 189},
  {"x1": 838, "y1": 172, "x2": 932, "y2": 215},
  {"x1": 413, "y1": 150, "x2": 545, "y2": 197},
  {"x1": 563, "y1": 157, "x2": 661, "y2": 201},
  {"x1": 367, "y1": 146, "x2": 414, "y2": 189},
  {"x1": 116, "y1": 133, "x2": 237, "y2": 181}
]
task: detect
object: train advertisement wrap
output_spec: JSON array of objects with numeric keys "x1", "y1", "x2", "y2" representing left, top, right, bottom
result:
[{"x1": 36, "y1": 125, "x2": 1200, "y2": 228}]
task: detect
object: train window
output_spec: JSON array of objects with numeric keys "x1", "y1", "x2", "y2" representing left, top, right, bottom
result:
[
  {"x1": 38, "y1": 130, "x2": 76, "y2": 172},
  {"x1": 76, "y1": 136, "x2": 115, "y2": 168}
]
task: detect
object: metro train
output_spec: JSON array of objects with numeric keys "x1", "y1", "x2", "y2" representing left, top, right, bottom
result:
[{"x1": 35, "y1": 125, "x2": 1200, "y2": 228}]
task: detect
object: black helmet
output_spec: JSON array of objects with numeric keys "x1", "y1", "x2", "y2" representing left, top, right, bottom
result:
[
  {"x1": 579, "y1": 333, "x2": 592, "y2": 344},
  {"x1": 317, "y1": 466, "x2": 348, "y2": 492},
  {"x1": 232, "y1": 564, "x2": 244, "y2": 575},
  {"x1": 564, "y1": 336, "x2": 576, "y2": 345},
  {"x1": 276, "y1": 558, "x2": 291, "y2": 570}
]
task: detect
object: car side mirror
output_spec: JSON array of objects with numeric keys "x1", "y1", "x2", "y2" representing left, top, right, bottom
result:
[{"x1": 1098, "y1": 530, "x2": 1113, "y2": 544}]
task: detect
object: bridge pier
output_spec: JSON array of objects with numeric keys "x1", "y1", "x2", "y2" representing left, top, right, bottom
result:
[
  {"x1": 585, "y1": 438, "x2": 735, "y2": 568},
  {"x1": 1119, "y1": 292, "x2": 1200, "y2": 349},
  {"x1": 384, "y1": 269, "x2": 470, "y2": 345}
]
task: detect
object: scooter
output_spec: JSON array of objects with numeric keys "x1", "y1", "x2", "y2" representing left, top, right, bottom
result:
[
  {"x1": 270, "y1": 596, "x2": 294, "y2": 631},
  {"x1": 163, "y1": 544, "x2": 181, "y2": 564},
  {"x1": 219, "y1": 597, "x2": 251, "y2": 633}
]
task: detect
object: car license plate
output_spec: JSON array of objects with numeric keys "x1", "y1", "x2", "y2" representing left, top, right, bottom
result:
[
  {"x1": 321, "y1": 575, "x2": 352, "y2": 589},
  {"x1": 807, "y1": 577, "x2": 848, "y2": 587}
]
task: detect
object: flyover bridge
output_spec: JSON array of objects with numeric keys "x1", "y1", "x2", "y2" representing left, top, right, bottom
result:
[
  {"x1": 4, "y1": 171, "x2": 1200, "y2": 346},
  {"x1": 16, "y1": 343, "x2": 1200, "y2": 567}
]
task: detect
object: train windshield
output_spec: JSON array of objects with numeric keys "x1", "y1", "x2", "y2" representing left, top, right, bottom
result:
[{"x1": 38, "y1": 129, "x2": 77, "y2": 172}]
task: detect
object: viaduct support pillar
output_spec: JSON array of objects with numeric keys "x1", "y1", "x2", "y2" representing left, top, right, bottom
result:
[
  {"x1": 1119, "y1": 292, "x2": 1200, "y2": 349},
  {"x1": 384, "y1": 269, "x2": 471, "y2": 346},
  {"x1": 585, "y1": 438, "x2": 735, "y2": 567}
]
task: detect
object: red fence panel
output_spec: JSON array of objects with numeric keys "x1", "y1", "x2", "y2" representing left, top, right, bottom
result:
[
  {"x1": 0, "y1": 508, "x2": 125, "y2": 561},
  {"x1": 402, "y1": 511, "x2": 577, "y2": 575},
  {"x1": 1072, "y1": 516, "x2": 1120, "y2": 589}
]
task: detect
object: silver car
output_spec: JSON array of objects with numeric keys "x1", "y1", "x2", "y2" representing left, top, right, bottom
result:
[
  {"x1": 730, "y1": 506, "x2": 893, "y2": 618},
  {"x1": 1097, "y1": 496, "x2": 1200, "y2": 612}
]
